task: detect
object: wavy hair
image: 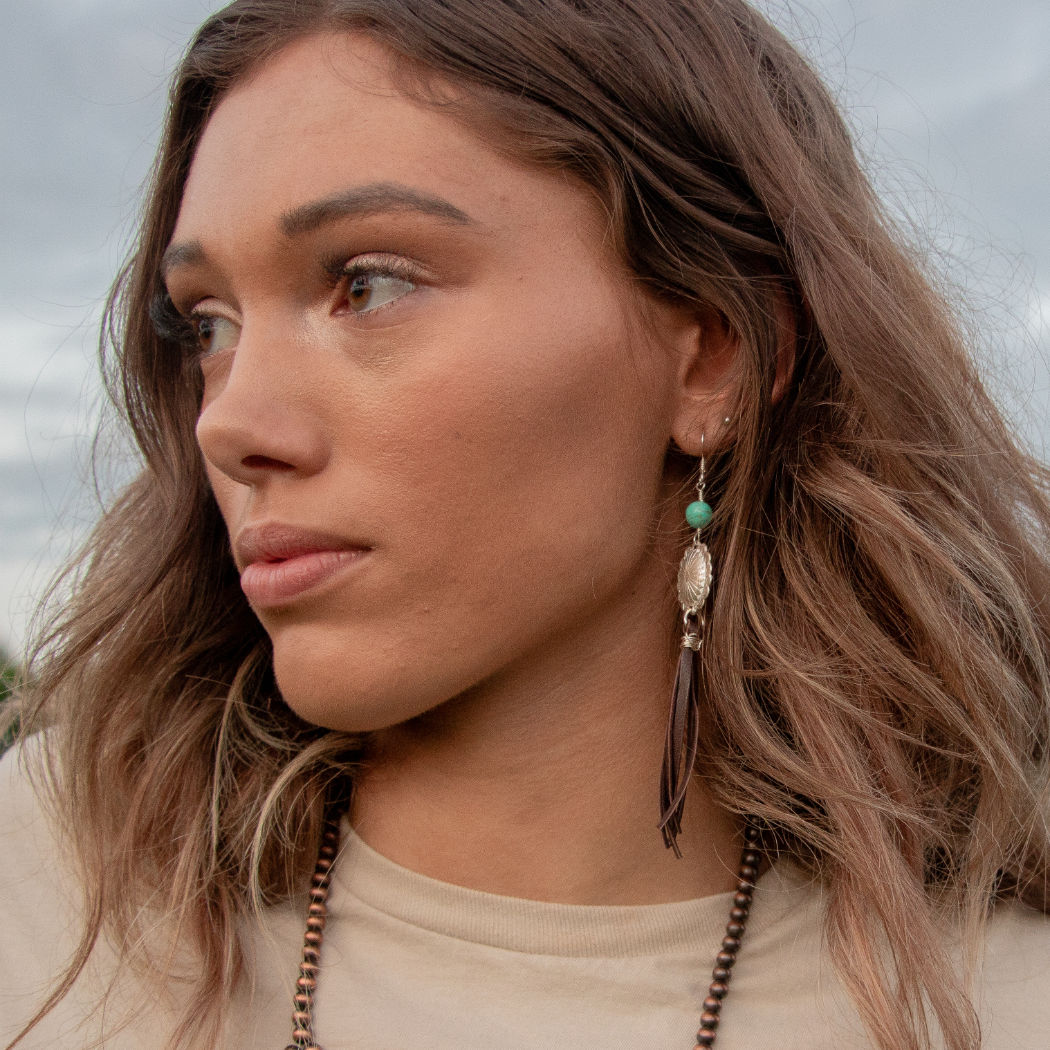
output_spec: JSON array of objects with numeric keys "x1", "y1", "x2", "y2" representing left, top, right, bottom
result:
[{"x1": 9, "y1": 1, "x2": 1050, "y2": 1048}]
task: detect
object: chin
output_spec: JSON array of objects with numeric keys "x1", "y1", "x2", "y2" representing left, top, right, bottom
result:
[{"x1": 269, "y1": 625, "x2": 451, "y2": 734}]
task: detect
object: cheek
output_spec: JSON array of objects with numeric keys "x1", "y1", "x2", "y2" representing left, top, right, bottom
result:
[
  {"x1": 202, "y1": 464, "x2": 249, "y2": 541},
  {"x1": 204, "y1": 464, "x2": 242, "y2": 529},
  {"x1": 368, "y1": 300, "x2": 669, "y2": 619}
]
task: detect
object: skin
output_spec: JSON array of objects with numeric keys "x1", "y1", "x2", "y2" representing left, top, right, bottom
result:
[{"x1": 167, "y1": 33, "x2": 740, "y2": 905}]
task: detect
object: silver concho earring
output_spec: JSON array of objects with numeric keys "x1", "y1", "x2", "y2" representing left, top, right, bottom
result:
[{"x1": 659, "y1": 437, "x2": 713, "y2": 857}]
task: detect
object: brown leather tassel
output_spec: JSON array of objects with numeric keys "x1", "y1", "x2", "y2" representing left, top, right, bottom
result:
[{"x1": 659, "y1": 619, "x2": 701, "y2": 857}]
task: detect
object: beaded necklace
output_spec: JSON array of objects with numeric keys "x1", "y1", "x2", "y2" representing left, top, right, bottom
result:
[{"x1": 284, "y1": 820, "x2": 761, "y2": 1050}]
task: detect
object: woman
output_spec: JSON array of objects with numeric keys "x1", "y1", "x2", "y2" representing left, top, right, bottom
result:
[{"x1": 2, "y1": 0, "x2": 1048, "y2": 1048}]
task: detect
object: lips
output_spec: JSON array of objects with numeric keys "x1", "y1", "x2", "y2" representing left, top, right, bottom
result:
[{"x1": 235, "y1": 523, "x2": 371, "y2": 607}]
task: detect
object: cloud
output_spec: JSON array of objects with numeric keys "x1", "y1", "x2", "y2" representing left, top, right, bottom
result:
[{"x1": 1, "y1": 0, "x2": 223, "y2": 307}]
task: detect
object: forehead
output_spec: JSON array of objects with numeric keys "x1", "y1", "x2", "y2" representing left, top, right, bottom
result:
[{"x1": 173, "y1": 32, "x2": 609, "y2": 251}]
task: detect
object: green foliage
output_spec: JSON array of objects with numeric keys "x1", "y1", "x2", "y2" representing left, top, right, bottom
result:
[{"x1": 0, "y1": 650, "x2": 19, "y2": 754}]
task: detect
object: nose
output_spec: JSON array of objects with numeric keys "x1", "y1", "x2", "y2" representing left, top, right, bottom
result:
[{"x1": 195, "y1": 326, "x2": 329, "y2": 486}]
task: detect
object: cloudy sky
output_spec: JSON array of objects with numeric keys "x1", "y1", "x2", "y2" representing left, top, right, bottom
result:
[{"x1": 1, "y1": 0, "x2": 1047, "y2": 652}]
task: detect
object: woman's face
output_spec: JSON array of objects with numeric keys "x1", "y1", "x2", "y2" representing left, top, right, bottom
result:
[{"x1": 165, "y1": 34, "x2": 704, "y2": 731}]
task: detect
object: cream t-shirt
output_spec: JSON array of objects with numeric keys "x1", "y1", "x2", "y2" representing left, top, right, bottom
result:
[{"x1": 2, "y1": 740, "x2": 1049, "y2": 1049}]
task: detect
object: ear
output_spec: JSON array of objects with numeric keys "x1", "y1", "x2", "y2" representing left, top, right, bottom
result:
[
  {"x1": 669, "y1": 294, "x2": 797, "y2": 456},
  {"x1": 669, "y1": 306, "x2": 739, "y2": 456}
]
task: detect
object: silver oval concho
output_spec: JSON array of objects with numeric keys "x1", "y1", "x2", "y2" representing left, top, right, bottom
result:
[{"x1": 677, "y1": 543, "x2": 713, "y2": 616}]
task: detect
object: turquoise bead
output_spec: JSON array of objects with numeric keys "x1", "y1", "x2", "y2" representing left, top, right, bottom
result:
[{"x1": 685, "y1": 500, "x2": 713, "y2": 529}]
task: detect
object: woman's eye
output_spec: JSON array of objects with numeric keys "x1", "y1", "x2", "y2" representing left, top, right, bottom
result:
[
  {"x1": 191, "y1": 313, "x2": 239, "y2": 356},
  {"x1": 345, "y1": 270, "x2": 417, "y2": 315}
]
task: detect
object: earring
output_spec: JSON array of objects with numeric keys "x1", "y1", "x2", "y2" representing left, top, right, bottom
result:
[{"x1": 659, "y1": 437, "x2": 714, "y2": 857}]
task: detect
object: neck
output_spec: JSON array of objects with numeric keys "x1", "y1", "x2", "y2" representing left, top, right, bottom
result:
[{"x1": 350, "y1": 573, "x2": 741, "y2": 906}]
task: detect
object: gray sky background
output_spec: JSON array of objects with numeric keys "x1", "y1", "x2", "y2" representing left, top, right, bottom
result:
[{"x1": 1, "y1": 0, "x2": 1047, "y2": 652}]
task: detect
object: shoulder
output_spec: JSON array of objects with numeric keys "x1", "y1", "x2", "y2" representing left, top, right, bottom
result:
[
  {"x1": 0, "y1": 738, "x2": 189, "y2": 1048},
  {"x1": 0, "y1": 734, "x2": 66, "y2": 886},
  {"x1": 977, "y1": 898, "x2": 1050, "y2": 1048},
  {"x1": 0, "y1": 735, "x2": 83, "y2": 955},
  {"x1": 0, "y1": 736, "x2": 88, "y2": 1040}
]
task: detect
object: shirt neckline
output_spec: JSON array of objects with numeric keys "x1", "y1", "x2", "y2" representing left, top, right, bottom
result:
[{"x1": 330, "y1": 823, "x2": 807, "y2": 958}]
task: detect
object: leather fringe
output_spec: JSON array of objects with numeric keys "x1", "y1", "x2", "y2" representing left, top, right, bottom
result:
[{"x1": 659, "y1": 629, "x2": 701, "y2": 857}]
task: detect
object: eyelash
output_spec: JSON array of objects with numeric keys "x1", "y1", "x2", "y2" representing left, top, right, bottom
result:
[
  {"x1": 149, "y1": 292, "x2": 197, "y2": 349},
  {"x1": 324, "y1": 251, "x2": 423, "y2": 292},
  {"x1": 151, "y1": 253, "x2": 425, "y2": 354}
]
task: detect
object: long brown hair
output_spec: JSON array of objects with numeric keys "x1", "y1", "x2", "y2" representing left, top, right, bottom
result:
[{"x1": 9, "y1": 1, "x2": 1050, "y2": 1048}]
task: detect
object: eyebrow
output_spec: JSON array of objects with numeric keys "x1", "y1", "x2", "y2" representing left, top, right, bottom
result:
[
  {"x1": 160, "y1": 181, "x2": 477, "y2": 280},
  {"x1": 160, "y1": 240, "x2": 206, "y2": 280},
  {"x1": 280, "y1": 181, "x2": 476, "y2": 236}
]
